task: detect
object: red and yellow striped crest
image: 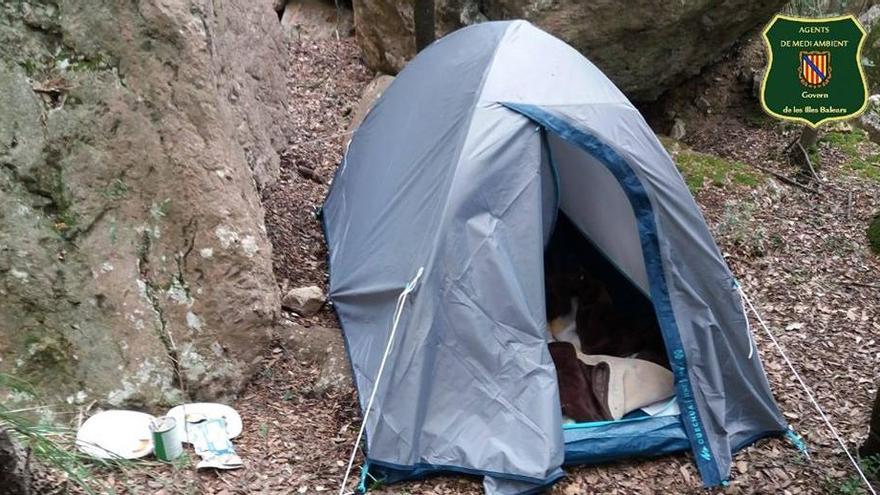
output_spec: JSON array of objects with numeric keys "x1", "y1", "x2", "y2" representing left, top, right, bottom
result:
[{"x1": 799, "y1": 51, "x2": 831, "y2": 87}]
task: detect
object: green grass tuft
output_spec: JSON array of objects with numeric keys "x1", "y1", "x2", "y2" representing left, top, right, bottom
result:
[
  {"x1": 716, "y1": 200, "x2": 777, "y2": 257},
  {"x1": 819, "y1": 129, "x2": 880, "y2": 181},
  {"x1": 0, "y1": 374, "x2": 132, "y2": 494},
  {"x1": 53, "y1": 208, "x2": 78, "y2": 235},
  {"x1": 848, "y1": 157, "x2": 880, "y2": 181},
  {"x1": 821, "y1": 129, "x2": 866, "y2": 159},
  {"x1": 673, "y1": 150, "x2": 761, "y2": 194}
]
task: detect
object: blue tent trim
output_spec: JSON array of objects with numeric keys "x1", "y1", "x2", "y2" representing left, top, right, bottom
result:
[
  {"x1": 540, "y1": 127, "x2": 561, "y2": 247},
  {"x1": 564, "y1": 415, "x2": 690, "y2": 465},
  {"x1": 501, "y1": 102, "x2": 724, "y2": 487}
]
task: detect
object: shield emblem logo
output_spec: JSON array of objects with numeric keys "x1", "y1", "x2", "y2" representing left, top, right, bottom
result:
[
  {"x1": 799, "y1": 51, "x2": 831, "y2": 87},
  {"x1": 761, "y1": 15, "x2": 867, "y2": 127}
]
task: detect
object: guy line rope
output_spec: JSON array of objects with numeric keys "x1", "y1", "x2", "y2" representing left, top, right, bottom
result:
[
  {"x1": 739, "y1": 286, "x2": 876, "y2": 495},
  {"x1": 338, "y1": 276, "x2": 876, "y2": 494},
  {"x1": 338, "y1": 267, "x2": 425, "y2": 495}
]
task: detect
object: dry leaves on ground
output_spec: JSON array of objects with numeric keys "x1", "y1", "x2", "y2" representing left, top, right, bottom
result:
[{"x1": 65, "y1": 35, "x2": 880, "y2": 495}]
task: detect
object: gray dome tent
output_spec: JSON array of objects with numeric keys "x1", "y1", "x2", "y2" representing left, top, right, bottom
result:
[{"x1": 323, "y1": 20, "x2": 788, "y2": 494}]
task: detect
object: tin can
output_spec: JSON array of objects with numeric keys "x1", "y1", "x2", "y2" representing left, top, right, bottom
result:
[{"x1": 150, "y1": 416, "x2": 183, "y2": 461}]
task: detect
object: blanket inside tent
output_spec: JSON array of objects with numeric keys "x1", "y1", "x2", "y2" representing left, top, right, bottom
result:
[{"x1": 544, "y1": 213, "x2": 676, "y2": 424}]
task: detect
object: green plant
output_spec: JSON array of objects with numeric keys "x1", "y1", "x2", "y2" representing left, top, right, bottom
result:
[
  {"x1": 717, "y1": 200, "x2": 770, "y2": 257},
  {"x1": 862, "y1": 454, "x2": 880, "y2": 479},
  {"x1": 0, "y1": 374, "x2": 132, "y2": 494},
  {"x1": 0, "y1": 373, "x2": 149, "y2": 495},
  {"x1": 53, "y1": 207, "x2": 78, "y2": 234},
  {"x1": 170, "y1": 452, "x2": 193, "y2": 470},
  {"x1": 368, "y1": 477, "x2": 386, "y2": 491},
  {"x1": 18, "y1": 60, "x2": 39, "y2": 77},
  {"x1": 101, "y1": 178, "x2": 129, "y2": 200},
  {"x1": 825, "y1": 455, "x2": 880, "y2": 494},
  {"x1": 826, "y1": 475, "x2": 867, "y2": 495},
  {"x1": 848, "y1": 157, "x2": 880, "y2": 181}
]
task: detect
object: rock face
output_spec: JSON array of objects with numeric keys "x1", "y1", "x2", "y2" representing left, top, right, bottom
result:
[
  {"x1": 281, "y1": 0, "x2": 354, "y2": 40},
  {"x1": 857, "y1": 96, "x2": 880, "y2": 144},
  {"x1": 861, "y1": 4, "x2": 880, "y2": 93},
  {"x1": 353, "y1": 0, "x2": 786, "y2": 101},
  {"x1": 0, "y1": 1, "x2": 288, "y2": 408},
  {"x1": 640, "y1": 29, "x2": 769, "y2": 131},
  {"x1": 282, "y1": 321, "x2": 352, "y2": 396}
]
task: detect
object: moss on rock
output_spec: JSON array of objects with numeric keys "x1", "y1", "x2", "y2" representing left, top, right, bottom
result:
[{"x1": 13, "y1": 332, "x2": 78, "y2": 393}]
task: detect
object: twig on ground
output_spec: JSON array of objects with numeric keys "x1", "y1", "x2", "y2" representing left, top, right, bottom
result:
[
  {"x1": 798, "y1": 142, "x2": 822, "y2": 183},
  {"x1": 785, "y1": 132, "x2": 822, "y2": 184},
  {"x1": 747, "y1": 163, "x2": 823, "y2": 194},
  {"x1": 837, "y1": 280, "x2": 880, "y2": 290},
  {"x1": 846, "y1": 190, "x2": 853, "y2": 221}
]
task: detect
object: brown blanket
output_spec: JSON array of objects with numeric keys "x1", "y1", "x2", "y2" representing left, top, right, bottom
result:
[
  {"x1": 548, "y1": 342, "x2": 611, "y2": 422},
  {"x1": 549, "y1": 342, "x2": 675, "y2": 422},
  {"x1": 577, "y1": 351, "x2": 674, "y2": 420}
]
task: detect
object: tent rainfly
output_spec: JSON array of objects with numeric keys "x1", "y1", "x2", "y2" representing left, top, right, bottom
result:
[{"x1": 322, "y1": 20, "x2": 789, "y2": 495}]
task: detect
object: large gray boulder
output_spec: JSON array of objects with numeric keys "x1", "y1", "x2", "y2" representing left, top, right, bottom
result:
[
  {"x1": 860, "y1": 4, "x2": 880, "y2": 93},
  {"x1": 282, "y1": 321, "x2": 352, "y2": 396},
  {"x1": 353, "y1": 0, "x2": 786, "y2": 101},
  {"x1": 347, "y1": 74, "x2": 394, "y2": 135},
  {"x1": 0, "y1": 0, "x2": 288, "y2": 408}
]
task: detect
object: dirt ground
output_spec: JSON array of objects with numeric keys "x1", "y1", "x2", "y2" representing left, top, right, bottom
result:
[{"x1": 59, "y1": 33, "x2": 880, "y2": 495}]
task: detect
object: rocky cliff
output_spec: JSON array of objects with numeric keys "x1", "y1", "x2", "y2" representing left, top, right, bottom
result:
[
  {"x1": 0, "y1": 0, "x2": 288, "y2": 409},
  {"x1": 353, "y1": 0, "x2": 787, "y2": 101}
]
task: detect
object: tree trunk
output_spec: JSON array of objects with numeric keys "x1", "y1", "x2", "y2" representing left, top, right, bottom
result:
[
  {"x1": 0, "y1": 429, "x2": 31, "y2": 495},
  {"x1": 862, "y1": 388, "x2": 880, "y2": 458},
  {"x1": 414, "y1": 0, "x2": 435, "y2": 52},
  {"x1": 800, "y1": 126, "x2": 818, "y2": 148}
]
